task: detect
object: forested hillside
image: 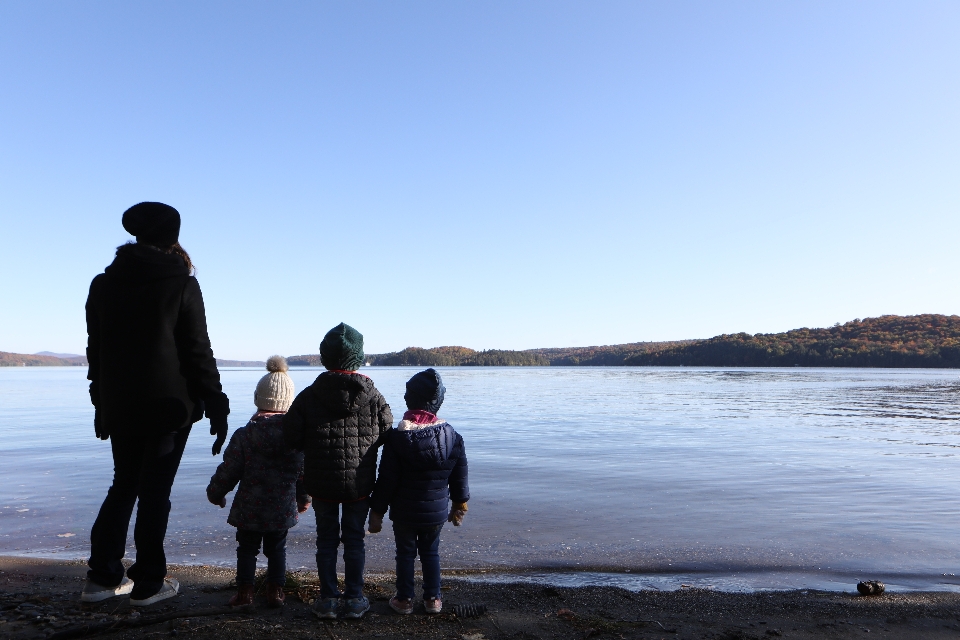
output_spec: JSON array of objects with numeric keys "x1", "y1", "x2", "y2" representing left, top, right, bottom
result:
[
  {"x1": 629, "y1": 314, "x2": 960, "y2": 367},
  {"x1": 0, "y1": 352, "x2": 87, "y2": 366},
  {"x1": 288, "y1": 315, "x2": 960, "y2": 368},
  {"x1": 288, "y1": 347, "x2": 548, "y2": 367},
  {"x1": 13, "y1": 315, "x2": 953, "y2": 368}
]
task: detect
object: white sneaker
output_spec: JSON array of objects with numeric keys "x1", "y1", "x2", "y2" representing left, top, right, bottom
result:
[
  {"x1": 130, "y1": 578, "x2": 179, "y2": 607},
  {"x1": 81, "y1": 577, "x2": 134, "y2": 603}
]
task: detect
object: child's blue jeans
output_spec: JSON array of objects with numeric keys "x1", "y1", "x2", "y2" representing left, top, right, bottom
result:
[
  {"x1": 393, "y1": 523, "x2": 443, "y2": 600},
  {"x1": 236, "y1": 529, "x2": 287, "y2": 586},
  {"x1": 314, "y1": 499, "x2": 369, "y2": 599}
]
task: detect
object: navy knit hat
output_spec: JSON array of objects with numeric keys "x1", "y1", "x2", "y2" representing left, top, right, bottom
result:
[
  {"x1": 404, "y1": 368, "x2": 446, "y2": 413},
  {"x1": 320, "y1": 323, "x2": 365, "y2": 371},
  {"x1": 122, "y1": 202, "x2": 181, "y2": 247}
]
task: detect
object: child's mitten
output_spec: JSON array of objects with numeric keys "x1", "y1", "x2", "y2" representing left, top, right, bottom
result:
[
  {"x1": 368, "y1": 511, "x2": 384, "y2": 534},
  {"x1": 206, "y1": 487, "x2": 226, "y2": 508},
  {"x1": 448, "y1": 501, "x2": 468, "y2": 526}
]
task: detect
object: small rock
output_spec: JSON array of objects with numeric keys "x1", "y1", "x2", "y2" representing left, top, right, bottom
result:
[{"x1": 857, "y1": 581, "x2": 885, "y2": 596}]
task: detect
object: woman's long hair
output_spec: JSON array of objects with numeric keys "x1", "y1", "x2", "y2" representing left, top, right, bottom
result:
[
  {"x1": 164, "y1": 242, "x2": 194, "y2": 275},
  {"x1": 118, "y1": 241, "x2": 195, "y2": 275}
]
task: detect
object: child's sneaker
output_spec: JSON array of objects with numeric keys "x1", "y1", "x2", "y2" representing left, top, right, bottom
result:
[
  {"x1": 80, "y1": 577, "x2": 134, "y2": 602},
  {"x1": 343, "y1": 595, "x2": 370, "y2": 619},
  {"x1": 313, "y1": 597, "x2": 339, "y2": 619},
  {"x1": 389, "y1": 595, "x2": 414, "y2": 615},
  {"x1": 130, "y1": 577, "x2": 179, "y2": 607},
  {"x1": 424, "y1": 596, "x2": 442, "y2": 614}
]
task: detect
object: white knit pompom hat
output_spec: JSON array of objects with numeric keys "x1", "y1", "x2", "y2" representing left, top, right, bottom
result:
[{"x1": 254, "y1": 356, "x2": 295, "y2": 412}]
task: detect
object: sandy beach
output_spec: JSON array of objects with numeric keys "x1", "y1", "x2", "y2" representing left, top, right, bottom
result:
[{"x1": 2, "y1": 557, "x2": 960, "y2": 639}]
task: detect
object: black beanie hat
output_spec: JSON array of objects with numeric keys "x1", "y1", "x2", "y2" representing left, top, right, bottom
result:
[
  {"x1": 122, "y1": 202, "x2": 181, "y2": 247},
  {"x1": 320, "y1": 323, "x2": 365, "y2": 371},
  {"x1": 404, "y1": 368, "x2": 446, "y2": 413}
]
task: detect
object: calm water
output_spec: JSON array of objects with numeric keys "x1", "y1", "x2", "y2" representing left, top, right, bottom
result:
[{"x1": 1, "y1": 366, "x2": 959, "y2": 592}]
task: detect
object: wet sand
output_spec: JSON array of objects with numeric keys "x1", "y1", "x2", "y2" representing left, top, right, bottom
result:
[{"x1": 3, "y1": 557, "x2": 960, "y2": 639}]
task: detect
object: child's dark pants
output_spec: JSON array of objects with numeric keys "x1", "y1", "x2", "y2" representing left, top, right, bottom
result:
[
  {"x1": 88, "y1": 426, "x2": 191, "y2": 599},
  {"x1": 236, "y1": 529, "x2": 288, "y2": 586},
  {"x1": 314, "y1": 499, "x2": 369, "y2": 599},
  {"x1": 393, "y1": 523, "x2": 443, "y2": 600}
]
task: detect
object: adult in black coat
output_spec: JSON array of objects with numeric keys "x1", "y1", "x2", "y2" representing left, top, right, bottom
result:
[{"x1": 82, "y1": 202, "x2": 230, "y2": 607}]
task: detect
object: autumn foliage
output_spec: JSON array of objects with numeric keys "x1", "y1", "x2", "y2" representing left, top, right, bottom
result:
[{"x1": 291, "y1": 315, "x2": 960, "y2": 368}]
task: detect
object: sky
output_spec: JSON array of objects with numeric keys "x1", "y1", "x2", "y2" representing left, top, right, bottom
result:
[{"x1": 1, "y1": 1, "x2": 958, "y2": 360}]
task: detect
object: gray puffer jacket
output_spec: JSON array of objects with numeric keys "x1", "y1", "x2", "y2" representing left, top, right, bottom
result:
[
  {"x1": 283, "y1": 371, "x2": 393, "y2": 501},
  {"x1": 207, "y1": 413, "x2": 309, "y2": 531}
]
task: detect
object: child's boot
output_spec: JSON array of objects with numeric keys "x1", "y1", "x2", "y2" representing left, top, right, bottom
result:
[
  {"x1": 266, "y1": 582, "x2": 285, "y2": 608},
  {"x1": 229, "y1": 584, "x2": 254, "y2": 607}
]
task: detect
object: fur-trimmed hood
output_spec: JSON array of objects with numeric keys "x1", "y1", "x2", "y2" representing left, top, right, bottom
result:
[{"x1": 398, "y1": 409, "x2": 445, "y2": 431}]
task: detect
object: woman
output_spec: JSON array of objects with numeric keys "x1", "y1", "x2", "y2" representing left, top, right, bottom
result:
[{"x1": 82, "y1": 202, "x2": 230, "y2": 606}]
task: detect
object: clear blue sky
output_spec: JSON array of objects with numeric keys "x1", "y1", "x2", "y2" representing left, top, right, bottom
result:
[{"x1": 1, "y1": 2, "x2": 958, "y2": 360}]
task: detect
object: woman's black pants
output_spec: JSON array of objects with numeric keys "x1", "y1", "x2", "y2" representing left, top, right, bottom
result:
[{"x1": 87, "y1": 426, "x2": 191, "y2": 599}]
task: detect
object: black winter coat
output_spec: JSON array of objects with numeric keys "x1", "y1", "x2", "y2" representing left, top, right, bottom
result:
[
  {"x1": 207, "y1": 413, "x2": 310, "y2": 531},
  {"x1": 283, "y1": 372, "x2": 393, "y2": 501},
  {"x1": 369, "y1": 419, "x2": 469, "y2": 527},
  {"x1": 85, "y1": 243, "x2": 227, "y2": 434}
]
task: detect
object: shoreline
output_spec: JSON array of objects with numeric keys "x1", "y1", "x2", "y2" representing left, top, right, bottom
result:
[
  {"x1": 4, "y1": 551, "x2": 959, "y2": 594},
  {"x1": 3, "y1": 557, "x2": 960, "y2": 639}
]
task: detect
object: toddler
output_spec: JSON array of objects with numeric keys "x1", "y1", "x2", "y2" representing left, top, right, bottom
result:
[
  {"x1": 368, "y1": 368, "x2": 469, "y2": 615},
  {"x1": 207, "y1": 356, "x2": 310, "y2": 607}
]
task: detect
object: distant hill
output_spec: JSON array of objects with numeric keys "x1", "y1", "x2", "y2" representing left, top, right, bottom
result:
[
  {"x1": 288, "y1": 314, "x2": 960, "y2": 369},
  {"x1": 0, "y1": 351, "x2": 87, "y2": 366},
  {"x1": 12, "y1": 314, "x2": 960, "y2": 369},
  {"x1": 216, "y1": 359, "x2": 267, "y2": 367},
  {"x1": 625, "y1": 314, "x2": 960, "y2": 368},
  {"x1": 1, "y1": 352, "x2": 262, "y2": 367}
]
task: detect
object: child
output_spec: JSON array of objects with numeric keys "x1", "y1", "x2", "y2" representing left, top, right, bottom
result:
[
  {"x1": 368, "y1": 368, "x2": 469, "y2": 615},
  {"x1": 206, "y1": 356, "x2": 310, "y2": 608},
  {"x1": 282, "y1": 323, "x2": 393, "y2": 619}
]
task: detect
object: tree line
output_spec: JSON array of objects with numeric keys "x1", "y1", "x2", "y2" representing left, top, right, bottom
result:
[
  {"x1": 0, "y1": 352, "x2": 87, "y2": 366},
  {"x1": 287, "y1": 315, "x2": 960, "y2": 369}
]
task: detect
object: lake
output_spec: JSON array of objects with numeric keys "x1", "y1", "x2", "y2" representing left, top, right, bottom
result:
[{"x1": 1, "y1": 366, "x2": 959, "y2": 592}]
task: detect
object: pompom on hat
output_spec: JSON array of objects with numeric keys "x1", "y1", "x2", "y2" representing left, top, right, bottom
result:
[
  {"x1": 122, "y1": 202, "x2": 181, "y2": 247},
  {"x1": 254, "y1": 355, "x2": 295, "y2": 412}
]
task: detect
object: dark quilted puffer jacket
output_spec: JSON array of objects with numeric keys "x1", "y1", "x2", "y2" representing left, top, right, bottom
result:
[
  {"x1": 283, "y1": 372, "x2": 393, "y2": 501},
  {"x1": 369, "y1": 419, "x2": 469, "y2": 527},
  {"x1": 206, "y1": 413, "x2": 309, "y2": 531}
]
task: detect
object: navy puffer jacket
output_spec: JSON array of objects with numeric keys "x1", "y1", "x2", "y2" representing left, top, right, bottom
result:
[{"x1": 370, "y1": 417, "x2": 469, "y2": 527}]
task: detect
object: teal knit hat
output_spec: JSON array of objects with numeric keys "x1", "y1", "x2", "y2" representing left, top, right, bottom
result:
[{"x1": 320, "y1": 323, "x2": 365, "y2": 371}]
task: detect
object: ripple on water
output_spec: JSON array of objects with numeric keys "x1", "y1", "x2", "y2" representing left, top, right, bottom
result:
[{"x1": 1, "y1": 366, "x2": 959, "y2": 588}]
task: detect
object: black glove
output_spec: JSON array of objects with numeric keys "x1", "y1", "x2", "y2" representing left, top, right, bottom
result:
[
  {"x1": 204, "y1": 393, "x2": 230, "y2": 456},
  {"x1": 94, "y1": 407, "x2": 109, "y2": 440},
  {"x1": 210, "y1": 415, "x2": 228, "y2": 455}
]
